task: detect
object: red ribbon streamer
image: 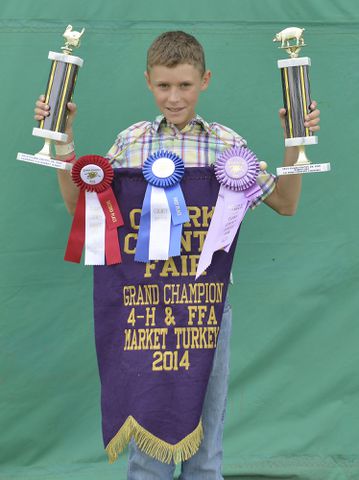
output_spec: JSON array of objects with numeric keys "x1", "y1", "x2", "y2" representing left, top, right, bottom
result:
[
  {"x1": 64, "y1": 190, "x2": 86, "y2": 263},
  {"x1": 98, "y1": 189, "x2": 124, "y2": 265}
]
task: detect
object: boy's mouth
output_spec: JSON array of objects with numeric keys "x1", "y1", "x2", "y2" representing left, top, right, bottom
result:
[{"x1": 167, "y1": 107, "x2": 185, "y2": 113}]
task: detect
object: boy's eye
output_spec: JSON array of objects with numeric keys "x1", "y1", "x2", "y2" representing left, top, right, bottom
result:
[
  {"x1": 158, "y1": 84, "x2": 169, "y2": 89},
  {"x1": 180, "y1": 83, "x2": 191, "y2": 88}
]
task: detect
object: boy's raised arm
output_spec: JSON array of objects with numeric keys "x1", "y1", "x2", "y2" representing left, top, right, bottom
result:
[
  {"x1": 264, "y1": 101, "x2": 320, "y2": 216},
  {"x1": 34, "y1": 95, "x2": 79, "y2": 215}
]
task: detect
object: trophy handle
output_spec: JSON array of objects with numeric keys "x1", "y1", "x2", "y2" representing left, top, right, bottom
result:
[
  {"x1": 295, "y1": 145, "x2": 310, "y2": 166},
  {"x1": 36, "y1": 139, "x2": 52, "y2": 159}
]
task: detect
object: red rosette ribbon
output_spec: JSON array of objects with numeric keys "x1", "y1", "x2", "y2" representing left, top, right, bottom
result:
[{"x1": 64, "y1": 155, "x2": 124, "y2": 265}]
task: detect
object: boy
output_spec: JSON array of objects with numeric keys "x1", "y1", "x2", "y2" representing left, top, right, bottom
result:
[{"x1": 35, "y1": 31, "x2": 320, "y2": 480}]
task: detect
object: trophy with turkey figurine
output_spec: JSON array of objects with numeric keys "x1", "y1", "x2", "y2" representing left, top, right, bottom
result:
[{"x1": 17, "y1": 25, "x2": 85, "y2": 170}]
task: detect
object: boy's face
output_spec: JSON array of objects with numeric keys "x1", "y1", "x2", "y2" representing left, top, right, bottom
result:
[{"x1": 145, "y1": 63, "x2": 211, "y2": 130}]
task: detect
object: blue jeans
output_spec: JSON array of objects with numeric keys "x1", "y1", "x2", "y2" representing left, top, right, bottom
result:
[{"x1": 127, "y1": 302, "x2": 232, "y2": 480}]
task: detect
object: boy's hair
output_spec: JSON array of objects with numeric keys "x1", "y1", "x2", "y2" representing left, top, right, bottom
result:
[{"x1": 147, "y1": 31, "x2": 206, "y2": 75}]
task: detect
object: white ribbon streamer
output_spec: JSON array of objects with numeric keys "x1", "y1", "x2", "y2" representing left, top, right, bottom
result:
[
  {"x1": 149, "y1": 186, "x2": 171, "y2": 260},
  {"x1": 85, "y1": 191, "x2": 106, "y2": 265}
]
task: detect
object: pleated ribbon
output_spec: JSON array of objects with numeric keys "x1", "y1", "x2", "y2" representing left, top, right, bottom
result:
[
  {"x1": 196, "y1": 146, "x2": 262, "y2": 278},
  {"x1": 64, "y1": 155, "x2": 124, "y2": 265},
  {"x1": 135, "y1": 150, "x2": 189, "y2": 262}
]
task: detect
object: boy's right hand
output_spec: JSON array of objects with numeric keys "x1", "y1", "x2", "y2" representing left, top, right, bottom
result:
[{"x1": 34, "y1": 94, "x2": 77, "y2": 144}]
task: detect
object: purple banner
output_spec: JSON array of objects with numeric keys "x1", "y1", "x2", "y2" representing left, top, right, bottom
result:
[{"x1": 93, "y1": 167, "x2": 241, "y2": 464}]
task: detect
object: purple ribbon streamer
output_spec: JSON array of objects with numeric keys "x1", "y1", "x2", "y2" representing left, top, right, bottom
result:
[{"x1": 196, "y1": 146, "x2": 262, "y2": 278}]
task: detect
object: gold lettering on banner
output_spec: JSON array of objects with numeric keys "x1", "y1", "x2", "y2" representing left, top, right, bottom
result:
[
  {"x1": 202, "y1": 206, "x2": 214, "y2": 228},
  {"x1": 181, "y1": 231, "x2": 192, "y2": 252},
  {"x1": 121, "y1": 204, "x2": 226, "y2": 372},
  {"x1": 144, "y1": 262, "x2": 157, "y2": 278},
  {"x1": 207, "y1": 306, "x2": 218, "y2": 325},
  {"x1": 163, "y1": 282, "x2": 223, "y2": 305},
  {"x1": 160, "y1": 258, "x2": 180, "y2": 277},
  {"x1": 164, "y1": 307, "x2": 176, "y2": 326},
  {"x1": 193, "y1": 231, "x2": 207, "y2": 252},
  {"x1": 123, "y1": 283, "x2": 223, "y2": 307},
  {"x1": 129, "y1": 209, "x2": 141, "y2": 230},
  {"x1": 145, "y1": 307, "x2": 156, "y2": 327},
  {"x1": 152, "y1": 350, "x2": 190, "y2": 371},
  {"x1": 124, "y1": 328, "x2": 168, "y2": 351},
  {"x1": 127, "y1": 308, "x2": 136, "y2": 326},
  {"x1": 123, "y1": 205, "x2": 215, "y2": 278},
  {"x1": 184, "y1": 206, "x2": 201, "y2": 227},
  {"x1": 123, "y1": 285, "x2": 160, "y2": 306},
  {"x1": 187, "y1": 305, "x2": 206, "y2": 326},
  {"x1": 181, "y1": 231, "x2": 208, "y2": 253},
  {"x1": 183, "y1": 206, "x2": 214, "y2": 229},
  {"x1": 124, "y1": 233, "x2": 137, "y2": 254},
  {"x1": 174, "y1": 327, "x2": 220, "y2": 350},
  {"x1": 140, "y1": 255, "x2": 204, "y2": 279}
]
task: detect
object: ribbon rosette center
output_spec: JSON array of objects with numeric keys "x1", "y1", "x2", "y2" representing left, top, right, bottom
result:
[
  {"x1": 80, "y1": 164, "x2": 105, "y2": 185},
  {"x1": 135, "y1": 150, "x2": 189, "y2": 262},
  {"x1": 225, "y1": 156, "x2": 249, "y2": 179},
  {"x1": 152, "y1": 157, "x2": 176, "y2": 178}
]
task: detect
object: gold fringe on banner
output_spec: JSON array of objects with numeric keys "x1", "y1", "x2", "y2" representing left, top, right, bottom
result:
[{"x1": 106, "y1": 415, "x2": 203, "y2": 464}]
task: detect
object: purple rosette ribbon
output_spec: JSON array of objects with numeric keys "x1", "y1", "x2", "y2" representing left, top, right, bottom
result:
[
  {"x1": 135, "y1": 150, "x2": 189, "y2": 262},
  {"x1": 196, "y1": 146, "x2": 263, "y2": 278}
]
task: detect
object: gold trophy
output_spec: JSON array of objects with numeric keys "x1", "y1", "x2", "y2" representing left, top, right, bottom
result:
[
  {"x1": 17, "y1": 25, "x2": 85, "y2": 170},
  {"x1": 273, "y1": 27, "x2": 330, "y2": 175}
]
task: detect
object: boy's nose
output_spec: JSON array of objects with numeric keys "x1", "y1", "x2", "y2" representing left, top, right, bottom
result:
[{"x1": 168, "y1": 88, "x2": 180, "y2": 103}]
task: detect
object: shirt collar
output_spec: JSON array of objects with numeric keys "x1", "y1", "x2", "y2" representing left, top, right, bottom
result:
[{"x1": 152, "y1": 114, "x2": 211, "y2": 135}]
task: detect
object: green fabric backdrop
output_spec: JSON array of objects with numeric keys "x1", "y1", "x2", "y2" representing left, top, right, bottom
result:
[{"x1": 1, "y1": 1, "x2": 358, "y2": 478}]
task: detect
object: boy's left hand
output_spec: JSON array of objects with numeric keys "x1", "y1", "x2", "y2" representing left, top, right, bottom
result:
[{"x1": 279, "y1": 100, "x2": 320, "y2": 137}]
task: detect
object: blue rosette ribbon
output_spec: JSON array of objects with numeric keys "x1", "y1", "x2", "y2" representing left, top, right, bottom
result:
[
  {"x1": 196, "y1": 146, "x2": 263, "y2": 278},
  {"x1": 135, "y1": 150, "x2": 189, "y2": 262}
]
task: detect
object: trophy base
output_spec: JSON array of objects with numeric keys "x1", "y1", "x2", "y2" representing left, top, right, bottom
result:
[
  {"x1": 285, "y1": 136, "x2": 318, "y2": 147},
  {"x1": 276, "y1": 163, "x2": 331, "y2": 176},
  {"x1": 32, "y1": 127, "x2": 68, "y2": 143},
  {"x1": 17, "y1": 152, "x2": 72, "y2": 171}
]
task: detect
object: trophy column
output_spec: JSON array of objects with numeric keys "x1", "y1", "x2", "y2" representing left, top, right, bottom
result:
[
  {"x1": 279, "y1": 56, "x2": 317, "y2": 148},
  {"x1": 273, "y1": 27, "x2": 330, "y2": 176},
  {"x1": 33, "y1": 52, "x2": 82, "y2": 143},
  {"x1": 17, "y1": 25, "x2": 85, "y2": 170}
]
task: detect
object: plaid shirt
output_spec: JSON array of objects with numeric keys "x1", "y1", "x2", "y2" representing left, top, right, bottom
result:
[{"x1": 106, "y1": 114, "x2": 276, "y2": 208}]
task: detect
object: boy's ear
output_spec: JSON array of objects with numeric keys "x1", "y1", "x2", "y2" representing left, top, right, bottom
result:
[
  {"x1": 200, "y1": 70, "x2": 211, "y2": 91},
  {"x1": 144, "y1": 70, "x2": 152, "y2": 91}
]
